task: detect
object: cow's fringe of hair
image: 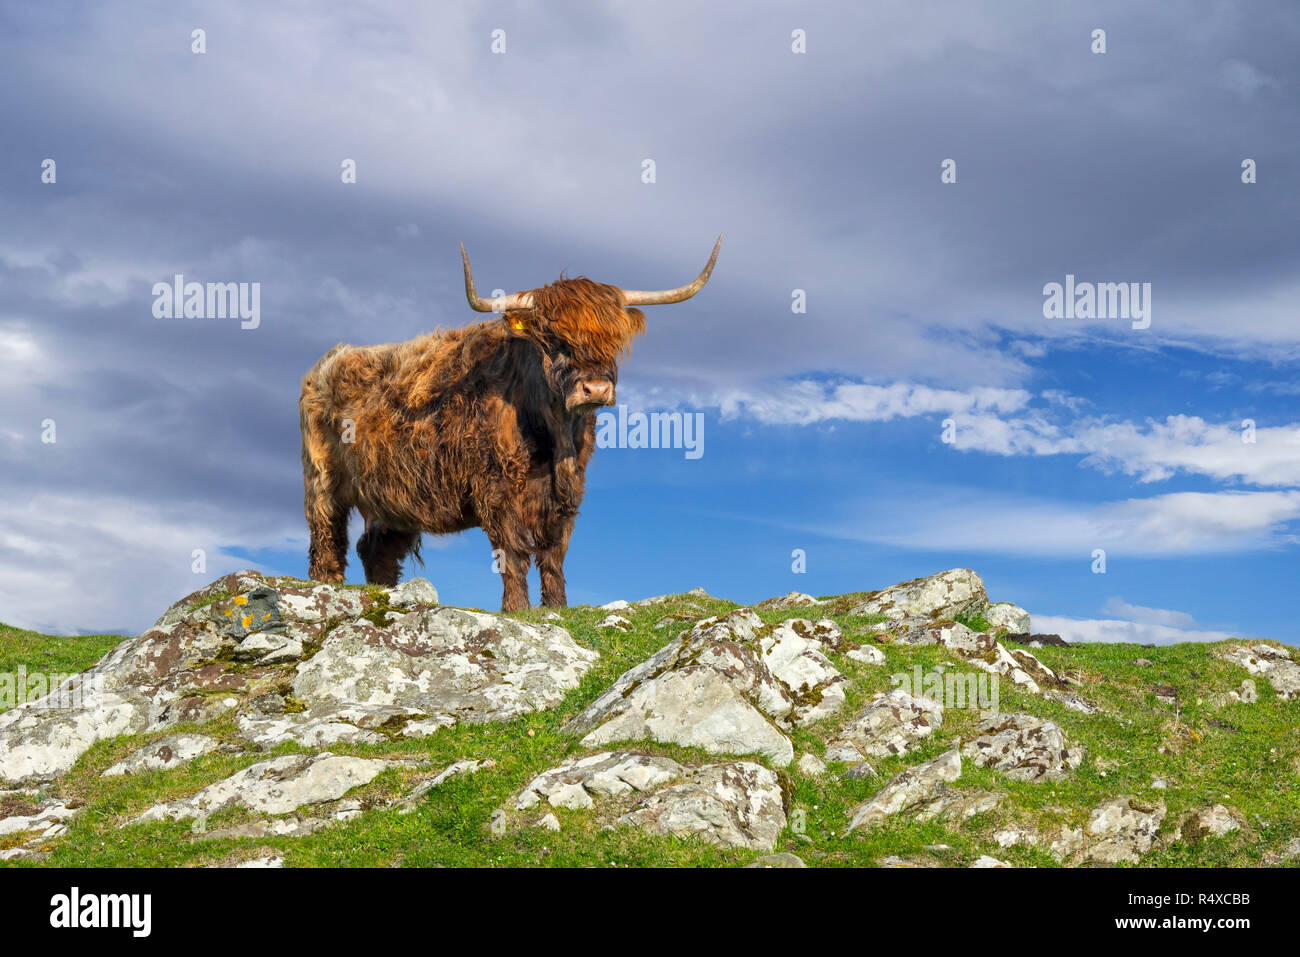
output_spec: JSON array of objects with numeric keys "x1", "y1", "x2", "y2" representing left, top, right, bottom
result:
[{"x1": 522, "y1": 277, "x2": 646, "y2": 365}]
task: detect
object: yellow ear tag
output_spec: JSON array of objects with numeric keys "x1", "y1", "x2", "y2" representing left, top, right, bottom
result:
[{"x1": 511, "y1": 317, "x2": 527, "y2": 331}]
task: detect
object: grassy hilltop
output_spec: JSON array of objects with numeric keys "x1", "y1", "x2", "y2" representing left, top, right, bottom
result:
[{"x1": 0, "y1": 594, "x2": 1296, "y2": 868}]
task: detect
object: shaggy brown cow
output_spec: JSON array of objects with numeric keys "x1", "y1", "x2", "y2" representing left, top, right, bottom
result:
[{"x1": 299, "y1": 238, "x2": 720, "y2": 610}]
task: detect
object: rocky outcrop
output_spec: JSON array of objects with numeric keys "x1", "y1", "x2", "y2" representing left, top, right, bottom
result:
[
  {"x1": 235, "y1": 606, "x2": 599, "y2": 748},
  {"x1": 102, "y1": 734, "x2": 222, "y2": 777},
  {"x1": 846, "y1": 748, "x2": 962, "y2": 832},
  {"x1": 1177, "y1": 804, "x2": 1243, "y2": 843},
  {"x1": 1083, "y1": 797, "x2": 1166, "y2": 864},
  {"x1": 848, "y1": 568, "x2": 987, "y2": 620},
  {"x1": 871, "y1": 618, "x2": 987, "y2": 653},
  {"x1": 516, "y1": 752, "x2": 685, "y2": 810},
  {"x1": 962, "y1": 713, "x2": 1084, "y2": 782},
  {"x1": 0, "y1": 797, "x2": 79, "y2": 860},
  {"x1": 565, "y1": 610, "x2": 850, "y2": 766},
  {"x1": 984, "y1": 602, "x2": 1031, "y2": 633},
  {"x1": 620, "y1": 762, "x2": 787, "y2": 850},
  {"x1": 513, "y1": 750, "x2": 787, "y2": 850},
  {"x1": 1218, "y1": 644, "x2": 1300, "y2": 701},
  {"x1": 755, "y1": 592, "x2": 819, "y2": 610},
  {"x1": 133, "y1": 752, "x2": 391, "y2": 823},
  {"x1": 825, "y1": 689, "x2": 943, "y2": 762},
  {"x1": 0, "y1": 572, "x2": 594, "y2": 785},
  {"x1": 913, "y1": 787, "x2": 1004, "y2": 823}
]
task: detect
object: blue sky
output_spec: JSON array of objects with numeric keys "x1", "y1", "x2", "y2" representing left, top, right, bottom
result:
[{"x1": 1, "y1": 1, "x2": 1297, "y2": 643}]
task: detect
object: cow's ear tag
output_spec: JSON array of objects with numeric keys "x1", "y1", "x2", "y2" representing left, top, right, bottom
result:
[{"x1": 511, "y1": 317, "x2": 526, "y2": 331}]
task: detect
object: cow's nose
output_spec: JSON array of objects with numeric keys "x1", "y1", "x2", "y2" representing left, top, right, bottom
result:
[{"x1": 580, "y1": 380, "x2": 615, "y2": 405}]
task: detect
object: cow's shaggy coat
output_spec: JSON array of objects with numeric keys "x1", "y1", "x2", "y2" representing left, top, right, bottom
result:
[{"x1": 299, "y1": 275, "x2": 656, "y2": 610}]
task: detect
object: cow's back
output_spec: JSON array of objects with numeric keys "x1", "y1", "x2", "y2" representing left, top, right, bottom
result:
[{"x1": 299, "y1": 328, "x2": 502, "y2": 531}]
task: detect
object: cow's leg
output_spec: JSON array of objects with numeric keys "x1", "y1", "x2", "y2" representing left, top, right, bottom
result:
[
  {"x1": 536, "y1": 516, "x2": 576, "y2": 608},
  {"x1": 357, "y1": 523, "x2": 419, "y2": 587},
  {"x1": 306, "y1": 493, "x2": 350, "y2": 583},
  {"x1": 489, "y1": 541, "x2": 532, "y2": 612},
  {"x1": 301, "y1": 375, "x2": 350, "y2": 583}
]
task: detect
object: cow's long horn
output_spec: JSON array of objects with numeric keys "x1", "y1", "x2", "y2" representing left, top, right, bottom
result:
[
  {"x1": 461, "y1": 244, "x2": 533, "y2": 313},
  {"x1": 620, "y1": 235, "x2": 722, "y2": 306}
]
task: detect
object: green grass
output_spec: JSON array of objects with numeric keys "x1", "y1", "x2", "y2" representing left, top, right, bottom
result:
[
  {"x1": 0, "y1": 623, "x2": 125, "y2": 680},
  {"x1": 0, "y1": 598, "x2": 1296, "y2": 868}
]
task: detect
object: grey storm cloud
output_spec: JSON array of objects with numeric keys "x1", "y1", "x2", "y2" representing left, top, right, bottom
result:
[{"x1": 1, "y1": 0, "x2": 1297, "y2": 631}]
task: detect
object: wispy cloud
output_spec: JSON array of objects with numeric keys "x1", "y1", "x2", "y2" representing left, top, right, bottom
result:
[
  {"x1": 712, "y1": 378, "x2": 1300, "y2": 487},
  {"x1": 812, "y1": 489, "x2": 1300, "y2": 557}
]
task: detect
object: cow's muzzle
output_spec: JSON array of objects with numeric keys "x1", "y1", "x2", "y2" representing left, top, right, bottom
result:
[{"x1": 567, "y1": 379, "x2": 616, "y2": 411}]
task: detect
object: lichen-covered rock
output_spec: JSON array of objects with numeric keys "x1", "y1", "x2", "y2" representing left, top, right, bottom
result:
[
  {"x1": 913, "y1": 787, "x2": 1004, "y2": 823},
  {"x1": 746, "y1": 852, "x2": 806, "y2": 868},
  {"x1": 617, "y1": 761, "x2": 786, "y2": 850},
  {"x1": 1180, "y1": 804, "x2": 1243, "y2": 843},
  {"x1": 849, "y1": 569, "x2": 987, "y2": 621},
  {"x1": 962, "y1": 713, "x2": 1084, "y2": 781},
  {"x1": 565, "y1": 610, "x2": 848, "y2": 766},
  {"x1": 759, "y1": 619, "x2": 848, "y2": 724},
  {"x1": 874, "y1": 618, "x2": 989, "y2": 654},
  {"x1": 825, "y1": 689, "x2": 943, "y2": 762},
  {"x1": 984, "y1": 602, "x2": 1031, "y2": 634},
  {"x1": 596, "y1": 614, "x2": 631, "y2": 631},
  {"x1": 755, "y1": 592, "x2": 819, "y2": 610},
  {"x1": 516, "y1": 752, "x2": 685, "y2": 810},
  {"x1": 972, "y1": 855, "x2": 1011, "y2": 868},
  {"x1": 239, "y1": 605, "x2": 599, "y2": 748},
  {"x1": 1218, "y1": 644, "x2": 1300, "y2": 701},
  {"x1": 133, "y1": 752, "x2": 390, "y2": 823},
  {"x1": 965, "y1": 641, "x2": 1046, "y2": 694},
  {"x1": 0, "y1": 573, "x2": 461, "y2": 786},
  {"x1": 846, "y1": 749, "x2": 962, "y2": 832},
  {"x1": 149, "y1": 570, "x2": 268, "y2": 630},
  {"x1": 102, "y1": 734, "x2": 222, "y2": 777},
  {"x1": 0, "y1": 797, "x2": 79, "y2": 856},
  {"x1": 1084, "y1": 797, "x2": 1166, "y2": 864},
  {"x1": 512, "y1": 750, "x2": 787, "y2": 850},
  {"x1": 1003, "y1": 632, "x2": 1069, "y2": 648},
  {"x1": 847, "y1": 644, "x2": 886, "y2": 666}
]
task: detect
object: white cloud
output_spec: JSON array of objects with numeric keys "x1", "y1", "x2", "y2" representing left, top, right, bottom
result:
[
  {"x1": 713, "y1": 378, "x2": 1300, "y2": 488},
  {"x1": 818, "y1": 489, "x2": 1300, "y2": 557},
  {"x1": 1100, "y1": 597, "x2": 1196, "y2": 629},
  {"x1": 716, "y1": 381, "x2": 1031, "y2": 426},
  {"x1": 1032, "y1": 614, "x2": 1243, "y2": 646},
  {"x1": 0, "y1": 493, "x2": 304, "y2": 635}
]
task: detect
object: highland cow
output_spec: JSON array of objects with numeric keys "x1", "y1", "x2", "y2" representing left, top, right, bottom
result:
[{"x1": 299, "y1": 238, "x2": 720, "y2": 611}]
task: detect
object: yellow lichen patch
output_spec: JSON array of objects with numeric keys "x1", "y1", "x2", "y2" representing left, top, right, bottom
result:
[
  {"x1": 242, "y1": 615, "x2": 253, "y2": 629},
  {"x1": 224, "y1": 609, "x2": 233, "y2": 617},
  {"x1": 262, "y1": 612, "x2": 272, "y2": 620},
  {"x1": 233, "y1": 595, "x2": 248, "y2": 606}
]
